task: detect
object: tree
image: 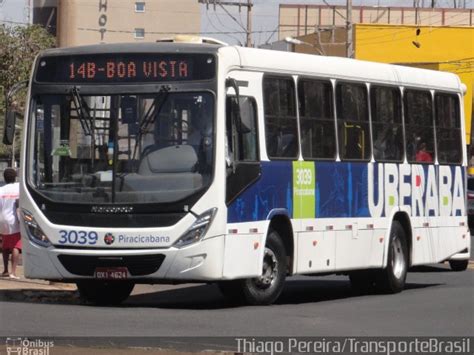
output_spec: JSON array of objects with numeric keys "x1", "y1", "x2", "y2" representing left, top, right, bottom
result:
[{"x1": 0, "y1": 24, "x2": 55, "y2": 160}]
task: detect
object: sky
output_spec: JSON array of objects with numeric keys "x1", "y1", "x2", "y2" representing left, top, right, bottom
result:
[
  {"x1": 0, "y1": 0, "x2": 30, "y2": 25},
  {"x1": 1, "y1": 0, "x2": 473, "y2": 46},
  {"x1": 201, "y1": 0, "x2": 474, "y2": 45}
]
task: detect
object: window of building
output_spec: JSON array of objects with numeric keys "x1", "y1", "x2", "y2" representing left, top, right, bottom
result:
[
  {"x1": 263, "y1": 76, "x2": 298, "y2": 159},
  {"x1": 134, "y1": 28, "x2": 145, "y2": 39},
  {"x1": 226, "y1": 96, "x2": 259, "y2": 162},
  {"x1": 336, "y1": 82, "x2": 370, "y2": 161},
  {"x1": 297, "y1": 79, "x2": 335, "y2": 160},
  {"x1": 135, "y1": 2, "x2": 145, "y2": 12},
  {"x1": 371, "y1": 86, "x2": 403, "y2": 162},
  {"x1": 404, "y1": 89, "x2": 434, "y2": 163},
  {"x1": 435, "y1": 93, "x2": 462, "y2": 164}
]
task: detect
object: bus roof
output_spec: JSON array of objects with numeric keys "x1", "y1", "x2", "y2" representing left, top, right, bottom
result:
[
  {"x1": 37, "y1": 41, "x2": 462, "y2": 92},
  {"x1": 38, "y1": 41, "x2": 222, "y2": 57},
  {"x1": 225, "y1": 46, "x2": 462, "y2": 92}
]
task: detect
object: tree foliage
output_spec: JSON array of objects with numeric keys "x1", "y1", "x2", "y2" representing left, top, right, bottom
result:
[{"x1": 0, "y1": 24, "x2": 55, "y2": 159}]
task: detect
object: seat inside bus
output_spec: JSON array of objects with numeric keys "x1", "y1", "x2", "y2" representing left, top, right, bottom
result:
[{"x1": 120, "y1": 144, "x2": 202, "y2": 193}]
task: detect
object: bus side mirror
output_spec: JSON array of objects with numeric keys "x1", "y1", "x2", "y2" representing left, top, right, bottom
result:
[
  {"x1": 3, "y1": 110, "x2": 20, "y2": 145},
  {"x1": 3, "y1": 80, "x2": 28, "y2": 145}
]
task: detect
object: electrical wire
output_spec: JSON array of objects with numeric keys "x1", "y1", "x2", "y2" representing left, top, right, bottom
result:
[{"x1": 205, "y1": 10, "x2": 244, "y2": 45}]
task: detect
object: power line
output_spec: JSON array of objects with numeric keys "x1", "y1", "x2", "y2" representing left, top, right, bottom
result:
[
  {"x1": 205, "y1": 9, "x2": 244, "y2": 45},
  {"x1": 198, "y1": 0, "x2": 253, "y2": 47}
]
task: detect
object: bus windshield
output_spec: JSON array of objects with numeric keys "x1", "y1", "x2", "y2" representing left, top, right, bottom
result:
[{"x1": 29, "y1": 91, "x2": 214, "y2": 204}]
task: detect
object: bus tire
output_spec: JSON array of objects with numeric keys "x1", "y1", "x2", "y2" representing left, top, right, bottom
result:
[
  {"x1": 449, "y1": 259, "x2": 469, "y2": 271},
  {"x1": 219, "y1": 229, "x2": 287, "y2": 305},
  {"x1": 242, "y1": 229, "x2": 287, "y2": 305},
  {"x1": 76, "y1": 280, "x2": 134, "y2": 305},
  {"x1": 376, "y1": 221, "x2": 408, "y2": 294}
]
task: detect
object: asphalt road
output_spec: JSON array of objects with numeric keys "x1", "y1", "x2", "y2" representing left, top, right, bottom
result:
[
  {"x1": 0, "y1": 236, "x2": 473, "y2": 353},
  {"x1": 1, "y1": 263, "x2": 473, "y2": 352}
]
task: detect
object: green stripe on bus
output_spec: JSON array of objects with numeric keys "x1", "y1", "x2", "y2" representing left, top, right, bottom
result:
[{"x1": 292, "y1": 161, "x2": 315, "y2": 219}]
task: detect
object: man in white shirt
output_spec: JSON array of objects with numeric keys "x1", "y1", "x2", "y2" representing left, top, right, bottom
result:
[{"x1": 0, "y1": 168, "x2": 20, "y2": 279}]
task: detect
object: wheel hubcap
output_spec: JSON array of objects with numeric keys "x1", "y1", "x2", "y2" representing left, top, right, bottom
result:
[
  {"x1": 391, "y1": 235, "x2": 406, "y2": 279},
  {"x1": 254, "y1": 248, "x2": 278, "y2": 289}
]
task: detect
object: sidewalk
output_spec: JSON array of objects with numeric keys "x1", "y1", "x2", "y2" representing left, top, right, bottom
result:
[{"x1": 0, "y1": 265, "x2": 76, "y2": 291}]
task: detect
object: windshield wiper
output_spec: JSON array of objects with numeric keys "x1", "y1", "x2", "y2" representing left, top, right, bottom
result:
[
  {"x1": 71, "y1": 86, "x2": 93, "y2": 136},
  {"x1": 131, "y1": 85, "x2": 171, "y2": 165}
]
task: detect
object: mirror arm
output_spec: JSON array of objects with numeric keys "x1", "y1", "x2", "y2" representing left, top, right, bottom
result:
[
  {"x1": 225, "y1": 78, "x2": 244, "y2": 134},
  {"x1": 225, "y1": 78, "x2": 240, "y2": 99},
  {"x1": 6, "y1": 80, "x2": 29, "y2": 104}
]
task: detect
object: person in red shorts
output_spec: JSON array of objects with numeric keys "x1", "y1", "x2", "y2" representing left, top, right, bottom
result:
[{"x1": 0, "y1": 168, "x2": 21, "y2": 279}]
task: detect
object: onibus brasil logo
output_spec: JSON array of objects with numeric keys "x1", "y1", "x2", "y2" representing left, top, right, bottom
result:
[{"x1": 6, "y1": 338, "x2": 54, "y2": 355}]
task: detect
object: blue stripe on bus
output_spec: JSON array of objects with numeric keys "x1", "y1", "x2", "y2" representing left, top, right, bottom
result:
[
  {"x1": 226, "y1": 162, "x2": 466, "y2": 223},
  {"x1": 227, "y1": 161, "x2": 371, "y2": 223}
]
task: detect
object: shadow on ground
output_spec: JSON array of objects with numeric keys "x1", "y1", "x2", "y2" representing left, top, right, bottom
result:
[{"x1": 0, "y1": 277, "x2": 442, "y2": 310}]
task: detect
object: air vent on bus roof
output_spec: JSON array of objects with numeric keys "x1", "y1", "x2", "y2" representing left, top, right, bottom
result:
[{"x1": 156, "y1": 35, "x2": 228, "y2": 45}]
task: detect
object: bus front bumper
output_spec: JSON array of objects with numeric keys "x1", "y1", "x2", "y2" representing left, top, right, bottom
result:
[{"x1": 22, "y1": 233, "x2": 226, "y2": 283}]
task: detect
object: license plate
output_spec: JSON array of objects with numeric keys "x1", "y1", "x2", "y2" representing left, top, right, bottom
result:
[{"x1": 94, "y1": 267, "x2": 128, "y2": 280}]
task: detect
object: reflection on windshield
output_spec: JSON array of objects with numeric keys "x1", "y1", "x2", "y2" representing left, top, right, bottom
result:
[{"x1": 30, "y1": 92, "x2": 214, "y2": 204}]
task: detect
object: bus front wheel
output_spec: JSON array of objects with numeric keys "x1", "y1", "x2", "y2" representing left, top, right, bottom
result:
[
  {"x1": 76, "y1": 280, "x2": 134, "y2": 305},
  {"x1": 218, "y1": 229, "x2": 287, "y2": 305},
  {"x1": 376, "y1": 221, "x2": 408, "y2": 294},
  {"x1": 449, "y1": 259, "x2": 469, "y2": 271}
]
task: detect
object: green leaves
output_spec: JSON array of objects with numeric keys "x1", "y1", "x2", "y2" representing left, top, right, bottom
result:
[{"x1": 0, "y1": 24, "x2": 55, "y2": 159}]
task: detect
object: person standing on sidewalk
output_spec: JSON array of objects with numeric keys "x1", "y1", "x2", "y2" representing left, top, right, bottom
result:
[{"x1": 0, "y1": 168, "x2": 21, "y2": 279}]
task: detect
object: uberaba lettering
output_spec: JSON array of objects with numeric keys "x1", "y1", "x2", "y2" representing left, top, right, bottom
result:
[{"x1": 368, "y1": 163, "x2": 464, "y2": 218}]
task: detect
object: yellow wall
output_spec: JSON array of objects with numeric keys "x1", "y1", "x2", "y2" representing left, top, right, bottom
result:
[{"x1": 355, "y1": 24, "x2": 473, "y2": 143}]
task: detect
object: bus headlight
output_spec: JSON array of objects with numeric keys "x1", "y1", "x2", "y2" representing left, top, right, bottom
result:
[
  {"x1": 173, "y1": 208, "x2": 217, "y2": 248},
  {"x1": 21, "y1": 209, "x2": 51, "y2": 247}
]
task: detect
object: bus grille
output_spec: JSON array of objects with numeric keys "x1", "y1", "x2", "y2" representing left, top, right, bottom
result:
[{"x1": 57, "y1": 254, "x2": 166, "y2": 276}]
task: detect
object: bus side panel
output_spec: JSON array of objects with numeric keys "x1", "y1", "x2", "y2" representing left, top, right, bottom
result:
[
  {"x1": 222, "y1": 222, "x2": 267, "y2": 279},
  {"x1": 411, "y1": 226, "x2": 433, "y2": 266},
  {"x1": 296, "y1": 229, "x2": 334, "y2": 274}
]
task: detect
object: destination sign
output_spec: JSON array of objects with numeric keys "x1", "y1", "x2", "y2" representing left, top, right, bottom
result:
[{"x1": 35, "y1": 53, "x2": 215, "y2": 83}]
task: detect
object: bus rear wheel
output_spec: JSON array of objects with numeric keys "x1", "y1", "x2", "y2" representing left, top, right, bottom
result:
[
  {"x1": 76, "y1": 280, "x2": 134, "y2": 305},
  {"x1": 449, "y1": 259, "x2": 469, "y2": 271},
  {"x1": 218, "y1": 229, "x2": 287, "y2": 305},
  {"x1": 376, "y1": 221, "x2": 408, "y2": 294}
]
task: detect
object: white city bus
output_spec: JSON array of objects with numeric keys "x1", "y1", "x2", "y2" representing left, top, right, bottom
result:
[{"x1": 5, "y1": 37, "x2": 470, "y2": 305}]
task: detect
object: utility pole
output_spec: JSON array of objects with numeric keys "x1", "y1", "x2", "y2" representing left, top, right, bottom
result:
[
  {"x1": 246, "y1": 0, "x2": 252, "y2": 48},
  {"x1": 25, "y1": 0, "x2": 32, "y2": 24},
  {"x1": 198, "y1": 0, "x2": 254, "y2": 47},
  {"x1": 346, "y1": 0, "x2": 353, "y2": 58}
]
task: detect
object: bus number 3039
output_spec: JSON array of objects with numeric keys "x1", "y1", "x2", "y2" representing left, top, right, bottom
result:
[
  {"x1": 296, "y1": 168, "x2": 313, "y2": 185},
  {"x1": 58, "y1": 230, "x2": 98, "y2": 245}
]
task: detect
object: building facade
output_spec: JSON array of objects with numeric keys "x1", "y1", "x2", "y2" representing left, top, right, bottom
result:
[
  {"x1": 279, "y1": 4, "x2": 473, "y2": 40},
  {"x1": 57, "y1": 0, "x2": 201, "y2": 47},
  {"x1": 33, "y1": 0, "x2": 57, "y2": 35}
]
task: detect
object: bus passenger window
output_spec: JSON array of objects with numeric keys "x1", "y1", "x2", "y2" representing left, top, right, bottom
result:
[
  {"x1": 435, "y1": 93, "x2": 462, "y2": 164},
  {"x1": 226, "y1": 96, "x2": 258, "y2": 162},
  {"x1": 263, "y1": 76, "x2": 298, "y2": 159},
  {"x1": 404, "y1": 90, "x2": 434, "y2": 163},
  {"x1": 371, "y1": 86, "x2": 403, "y2": 162},
  {"x1": 298, "y1": 79, "x2": 335, "y2": 160},
  {"x1": 336, "y1": 82, "x2": 370, "y2": 161}
]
